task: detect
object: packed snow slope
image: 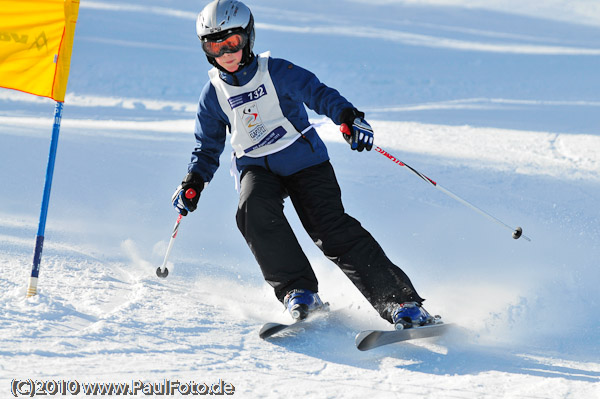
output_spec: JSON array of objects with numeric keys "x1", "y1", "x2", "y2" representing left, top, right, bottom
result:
[{"x1": 1, "y1": 1, "x2": 599, "y2": 398}]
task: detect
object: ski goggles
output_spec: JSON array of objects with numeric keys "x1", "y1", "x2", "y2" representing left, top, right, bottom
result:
[{"x1": 201, "y1": 32, "x2": 247, "y2": 58}]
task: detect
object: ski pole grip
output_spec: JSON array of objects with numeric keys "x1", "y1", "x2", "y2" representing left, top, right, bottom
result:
[
  {"x1": 185, "y1": 188, "x2": 197, "y2": 199},
  {"x1": 340, "y1": 123, "x2": 351, "y2": 136}
]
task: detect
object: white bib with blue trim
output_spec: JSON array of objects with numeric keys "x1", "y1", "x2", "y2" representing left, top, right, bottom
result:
[{"x1": 209, "y1": 51, "x2": 300, "y2": 158}]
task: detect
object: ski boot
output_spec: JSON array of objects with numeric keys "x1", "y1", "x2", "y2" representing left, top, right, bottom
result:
[
  {"x1": 283, "y1": 289, "x2": 325, "y2": 321},
  {"x1": 390, "y1": 302, "x2": 438, "y2": 330}
]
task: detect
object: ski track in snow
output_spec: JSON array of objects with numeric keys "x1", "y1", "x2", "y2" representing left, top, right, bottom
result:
[
  {"x1": 1, "y1": 0, "x2": 600, "y2": 397},
  {"x1": 1, "y1": 107, "x2": 599, "y2": 182},
  {"x1": 2, "y1": 246, "x2": 599, "y2": 398},
  {"x1": 350, "y1": 0, "x2": 600, "y2": 28},
  {"x1": 80, "y1": 1, "x2": 600, "y2": 55}
]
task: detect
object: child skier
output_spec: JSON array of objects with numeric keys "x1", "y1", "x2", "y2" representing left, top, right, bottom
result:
[{"x1": 172, "y1": 0, "x2": 434, "y2": 329}]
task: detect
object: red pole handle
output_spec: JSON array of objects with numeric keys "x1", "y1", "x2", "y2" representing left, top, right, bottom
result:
[
  {"x1": 185, "y1": 188, "x2": 197, "y2": 199},
  {"x1": 340, "y1": 123, "x2": 352, "y2": 136}
]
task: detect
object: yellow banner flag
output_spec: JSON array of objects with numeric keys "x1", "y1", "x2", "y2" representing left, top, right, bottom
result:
[{"x1": 0, "y1": 0, "x2": 80, "y2": 102}]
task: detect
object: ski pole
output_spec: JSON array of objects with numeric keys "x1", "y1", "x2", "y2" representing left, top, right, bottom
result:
[
  {"x1": 340, "y1": 124, "x2": 530, "y2": 241},
  {"x1": 374, "y1": 145, "x2": 530, "y2": 241},
  {"x1": 156, "y1": 188, "x2": 197, "y2": 278}
]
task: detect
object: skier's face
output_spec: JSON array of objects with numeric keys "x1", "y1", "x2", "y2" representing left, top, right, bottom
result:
[{"x1": 215, "y1": 50, "x2": 243, "y2": 73}]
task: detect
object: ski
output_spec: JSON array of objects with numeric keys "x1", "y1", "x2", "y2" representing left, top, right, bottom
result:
[
  {"x1": 259, "y1": 304, "x2": 330, "y2": 339},
  {"x1": 259, "y1": 320, "x2": 306, "y2": 339},
  {"x1": 355, "y1": 322, "x2": 451, "y2": 351}
]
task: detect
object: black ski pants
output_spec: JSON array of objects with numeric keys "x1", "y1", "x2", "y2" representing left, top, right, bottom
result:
[{"x1": 235, "y1": 160, "x2": 424, "y2": 322}]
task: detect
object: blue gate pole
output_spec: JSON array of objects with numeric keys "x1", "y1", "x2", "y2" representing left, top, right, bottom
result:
[{"x1": 27, "y1": 101, "x2": 64, "y2": 297}]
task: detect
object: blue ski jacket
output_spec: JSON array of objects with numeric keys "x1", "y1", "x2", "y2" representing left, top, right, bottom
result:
[{"x1": 188, "y1": 54, "x2": 355, "y2": 183}]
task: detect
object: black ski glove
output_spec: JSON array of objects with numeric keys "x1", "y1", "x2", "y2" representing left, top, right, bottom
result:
[
  {"x1": 339, "y1": 108, "x2": 374, "y2": 152},
  {"x1": 172, "y1": 172, "x2": 204, "y2": 216}
]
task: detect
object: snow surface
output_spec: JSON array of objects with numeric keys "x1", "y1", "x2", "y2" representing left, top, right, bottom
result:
[{"x1": 1, "y1": 0, "x2": 599, "y2": 397}]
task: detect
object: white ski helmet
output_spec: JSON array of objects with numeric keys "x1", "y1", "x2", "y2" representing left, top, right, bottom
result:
[{"x1": 196, "y1": 0, "x2": 255, "y2": 70}]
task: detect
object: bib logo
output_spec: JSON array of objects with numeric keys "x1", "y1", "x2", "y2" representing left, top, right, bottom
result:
[{"x1": 239, "y1": 103, "x2": 267, "y2": 142}]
